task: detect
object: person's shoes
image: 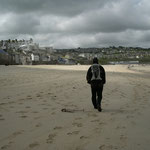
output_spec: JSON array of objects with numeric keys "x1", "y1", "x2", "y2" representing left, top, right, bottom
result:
[
  {"x1": 98, "y1": 107, "x2": 102, "y2": 112},
  {"x1": 96, "y1": 101, "x2": 101, "y2": 112}
]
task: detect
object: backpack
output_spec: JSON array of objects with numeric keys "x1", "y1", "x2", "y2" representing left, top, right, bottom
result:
[{"x1": 91, "y1": 64, "x2": 102, "y2": 81}]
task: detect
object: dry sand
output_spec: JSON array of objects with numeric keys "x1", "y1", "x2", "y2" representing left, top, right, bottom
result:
[{"x1": 0, "y1": 64, "x2": 150, "y2": 150}]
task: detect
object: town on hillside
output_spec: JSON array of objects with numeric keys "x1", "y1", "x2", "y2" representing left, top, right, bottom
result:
[{"x1": 0, "y1": 39, "x2": 150, "y2": 65}]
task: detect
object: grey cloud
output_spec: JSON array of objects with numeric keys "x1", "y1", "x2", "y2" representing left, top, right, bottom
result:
[
  {"x1": 0, "y1": 0, "x2": 118, "y2": 16},
  {"x1": 57, "y1": 0, "x2": 150, "y2": 34},
  {"x1": 0, "y1": 14, "x2": 40, "y2": 35},
  {"x1": 0, "y1": 0, "x2": 150, "y2": 48},
  {"x1": 0, "y1": 0, "x2": 45, "y2": 14},
  {"x1": 137, "y1": 31, "x2": 150, "y2": 43}
]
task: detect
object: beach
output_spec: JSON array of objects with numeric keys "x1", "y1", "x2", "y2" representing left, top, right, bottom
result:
[{"x1": 0, "y1": 64, "x2": 150, "y2": 150}]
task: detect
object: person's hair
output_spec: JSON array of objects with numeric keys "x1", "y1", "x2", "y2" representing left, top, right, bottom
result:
[{"x1": 93, "y1": 57, "x2": 98, "y2": 64}]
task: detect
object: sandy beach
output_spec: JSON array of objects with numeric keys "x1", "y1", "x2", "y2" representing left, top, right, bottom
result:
[{"x1": 0, "y1": 64, "x2": 150, "y2": 150}]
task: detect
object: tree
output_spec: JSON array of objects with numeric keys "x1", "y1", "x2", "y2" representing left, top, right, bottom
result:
[{"x1": 8, "y1": 39, "x2": 11, "y2": 43}]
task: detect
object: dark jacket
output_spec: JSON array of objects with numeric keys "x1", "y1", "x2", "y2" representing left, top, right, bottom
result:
[{"x1": 86, "y1": 64, "x2": 106, "y2": 86}]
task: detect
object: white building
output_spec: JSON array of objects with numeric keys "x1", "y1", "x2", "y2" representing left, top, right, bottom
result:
[{"x1": 31, "y1": 54, "x2": 40, "y2": 61}]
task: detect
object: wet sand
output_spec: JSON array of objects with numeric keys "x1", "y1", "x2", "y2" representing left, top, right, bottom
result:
[{"x1": 0, "y1": 64, "x2": 150, "y2": 150}]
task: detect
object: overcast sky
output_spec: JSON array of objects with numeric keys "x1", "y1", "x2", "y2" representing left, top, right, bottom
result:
[{"x1": 0, "y1": 0, "x2": 150, "y2": 48}]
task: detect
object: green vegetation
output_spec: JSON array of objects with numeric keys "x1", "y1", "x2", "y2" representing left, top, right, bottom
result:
[
  {"x1": 98, "y1": 56, "x2": 150, "y2": 65},
  {"x1": 99, "y1": 58, "x2": 109, "y2": 65},
  {"x1": 139, "y1": 57, "x2": 150, "y2": 63}
]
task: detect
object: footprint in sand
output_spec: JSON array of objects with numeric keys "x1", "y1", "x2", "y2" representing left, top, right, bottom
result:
[
  {"x1": 120, "y1": 134, "x2": 127, "y2": 141},
  {"x1": 0, "y1": 103, "x2": 6, "y2": 106},
  {"x1": 1, "y1": 141, "x2": 14, "y2": 149},
  {"x1": 80, "y1": 136, "x2": 88, "y2": 139},
  {"x1": 20, "y1": 115, "x2": 28, "y2": 118},
  {"x1": 18, "y1": 102, "x2": 23, "y2": 105},
  {"x1": 91, "y1": 119, "x2": 100, "y2": 123},
  {"x1": 99, "y1": 122, "x2": 106, "y2": 126},
  {"x1": 0, "y1": 118, "x2": 5, "y2": 121},
  {"x1": 53, "y1": 126, "x2": 63, "y2": 130},
  {"x1": 25, "y1": 106, "x2": 31, "y2": 109},
  {"x1": 1, "y1": 144, "x2": 10, "y2": 149},
  {"x1": 36, "y1": 94, "x2": 41, "y2": 98},
  {"x1": 46, "y1": 133, "x2": 57, "y2": 144},
  {"x1": 99, "y1": 145, "x2": 105, "y2": 150},
  {"x1": 9, "y1": 106, "x2": 14, "y2": 108},
  {"x1": 40, "y1": 103, "x2": 47, "y2": 106},
  {"x1": 51, "y1": 112, "x2": 56, "y2": 115},
  {"x1": 11, "y1": 130, "x2": 24, "y2": 139},
  {"x1": 47, "y1": 92, "x2": 52, "y2": 95},
  {"x1": 29, "y1": 142, "x2": 40, "y2": 148},
  {"x1": 27, "y1": 95, "x2": 32, "y2": 100},
  {"x1": 67, "y1": 131, "x2": 80, "y2": 135},
  {"x1": 75, "y1": 117, "x2": 83, "y2": 120},
  {"x1": 72, "y1": 122, "x2": 83, "y2": 127},
  {"x1": 99, "y1": 145, "x2": 118, "y2": 150},
  {"x1": 35, "y1": 123, "x2": 42, "y2": 128}
]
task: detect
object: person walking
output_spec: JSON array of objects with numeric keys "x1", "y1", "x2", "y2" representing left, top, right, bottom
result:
[{"x1": 86, "y1": 57, "x2": 106, "y2": 112}]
